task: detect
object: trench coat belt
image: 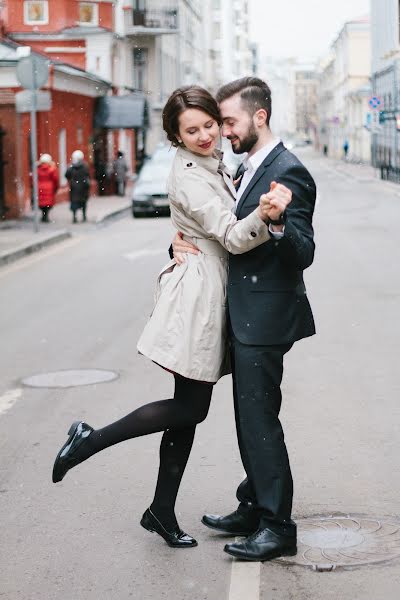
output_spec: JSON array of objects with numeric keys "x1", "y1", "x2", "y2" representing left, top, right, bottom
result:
[{"x1": 182, "y1": 235, "x2": 227, "y2": 258}]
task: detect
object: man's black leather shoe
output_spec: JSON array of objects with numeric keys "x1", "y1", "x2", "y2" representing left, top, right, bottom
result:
[
  {"x1": 201, "y1": 510, "x2": 259, "y2": 536},
  {"x1": 141, "y1": 508, "x2": 198, "y2": 548},
  {"x1": 224, "y1": 527, "x2": 297, "y2": 562},
  {"x1": 52, "y1": 421, "x2": 94, "y2": 483}
]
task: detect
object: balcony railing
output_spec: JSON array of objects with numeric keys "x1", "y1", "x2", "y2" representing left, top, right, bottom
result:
[{"x1": 124, "y1": 8, "x2": 178, "y2": 35}]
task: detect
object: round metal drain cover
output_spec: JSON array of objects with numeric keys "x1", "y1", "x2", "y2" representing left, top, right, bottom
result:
[
  {"x1": 277, "y1": 516, "x2": 400, "y2": 570},
  {"x1": 22, "y1": 369, "x2": 118, "y2": 388}
]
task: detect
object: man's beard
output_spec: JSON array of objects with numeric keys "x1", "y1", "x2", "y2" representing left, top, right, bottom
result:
[{"x1": 231, "y1": 122, "x2": 258, "y2": 154}]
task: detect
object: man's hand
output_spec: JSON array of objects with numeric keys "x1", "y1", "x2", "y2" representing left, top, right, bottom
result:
[
  {"x1": 172, "y1": 231, "x2": 200, "y2": 265},
  {"x1": 258, "y1": 181, "x2": 292, "y2": 226}
]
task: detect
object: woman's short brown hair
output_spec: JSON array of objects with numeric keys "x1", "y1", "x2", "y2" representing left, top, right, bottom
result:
[{"x1": 162, "y1": 86, "x2": 222, "y2": 147}]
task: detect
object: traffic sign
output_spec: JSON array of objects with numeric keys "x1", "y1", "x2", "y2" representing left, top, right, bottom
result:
[
  {"x1": 368, "y1": 95, "x2": 383, "y2": 110},
  {"x1": 15, "y1": 90, "x2": 52, "y2": 113},
  {"x1": 16, "y1": 55, "x2": 49, "y2": 90},
  {"x1": 15, "y1": 54, "x2": 50, "y2": 234}
]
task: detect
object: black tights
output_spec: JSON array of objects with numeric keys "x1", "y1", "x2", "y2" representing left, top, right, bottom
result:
[{"x1": 86, "y1": 374, "x2": 213, "y2": 530}]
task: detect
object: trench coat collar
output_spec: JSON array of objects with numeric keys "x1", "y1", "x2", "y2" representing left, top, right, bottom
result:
[{"x1": 178, "y1": 146, "x2": 227, "y2": 176}]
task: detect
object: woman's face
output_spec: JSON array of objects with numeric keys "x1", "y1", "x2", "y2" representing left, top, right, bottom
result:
[{"x1": 177, "y1": 108, "x2": 220, "y2": 156}]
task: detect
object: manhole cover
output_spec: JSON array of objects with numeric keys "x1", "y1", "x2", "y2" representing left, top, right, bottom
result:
[
  {"x1": 277, "y1": 516, "x2": 400, "y2": 570},
  {"x1": 22, "y1": 369, "x2": 118, "y2": 388}
]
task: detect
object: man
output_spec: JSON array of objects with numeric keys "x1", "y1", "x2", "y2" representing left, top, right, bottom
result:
[{"x1": 173, "y1": 77, "x2": 316, "y2": 562}]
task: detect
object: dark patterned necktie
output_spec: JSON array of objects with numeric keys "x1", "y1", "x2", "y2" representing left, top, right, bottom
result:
[{"x1": 234, "y1": 163, "x2": 247, "y2": 191}]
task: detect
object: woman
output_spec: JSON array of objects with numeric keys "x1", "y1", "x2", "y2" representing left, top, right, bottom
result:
[
  {"x1": 37, "y1": 153, "x2": 59, "y2": 222},
  {"x1": 65, "y1": 150, "x2": 90, "y2": 223},
  {"x1": 52, "y1": 86, "x2": 272, "y2": 549}
]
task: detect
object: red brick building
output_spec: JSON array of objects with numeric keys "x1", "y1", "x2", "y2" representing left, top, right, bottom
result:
[{"x1": 0, "y1": 1, "x2": 148, "y2": 219}]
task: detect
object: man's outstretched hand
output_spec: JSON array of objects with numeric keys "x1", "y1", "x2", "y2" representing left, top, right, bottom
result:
[{"x1": 172, "y1": 231, "x2": 200, "y2": 265}]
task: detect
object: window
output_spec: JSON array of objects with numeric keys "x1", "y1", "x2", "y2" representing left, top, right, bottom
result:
[
  {"x1": 133, "y1": 48, "x2": 148, "y2": 91},
  {"x1": 24, "y1": 1, "x2": 49, "y2": 25},
  {"x1": 78, "y1": 2, "x2": 99, "y2": 27},
  {"x1": 213, "y1": 22, "x2": 221, "y2": 39}
]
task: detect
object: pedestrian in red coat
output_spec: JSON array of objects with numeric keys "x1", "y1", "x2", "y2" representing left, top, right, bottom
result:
[{"x1": 37, "y1": 154, "x2": 59, "y2": 222}]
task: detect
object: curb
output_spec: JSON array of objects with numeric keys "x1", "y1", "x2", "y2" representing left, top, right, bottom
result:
[
  {"x1": 0, "y1": 230, "x2": 72, "y2": 267},
  {"x1": 94, "y1": 203, "x2": 131, "y2": 224}
]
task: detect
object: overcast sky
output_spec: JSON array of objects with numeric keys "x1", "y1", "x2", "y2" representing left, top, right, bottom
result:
[{"x1": 249, "y1": 0, "x2": 370, "y2": 62}]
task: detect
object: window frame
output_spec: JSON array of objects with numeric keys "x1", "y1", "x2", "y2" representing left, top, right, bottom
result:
[
  {"x1": 24, "y1": 1, "x2": 49, "y2": 26},
  {"x1": 78, "y1": 2, "x2": 99, "y2": 27}
]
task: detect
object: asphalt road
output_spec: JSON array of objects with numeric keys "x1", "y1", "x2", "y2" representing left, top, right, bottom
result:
[{"x1": 1, "y1": 149, "x2": 400, "y2": 599}]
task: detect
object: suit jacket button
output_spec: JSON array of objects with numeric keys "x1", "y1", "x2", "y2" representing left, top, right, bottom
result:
[{"x1": 250, "y1": 231, "x2": 256, "y2": 237}]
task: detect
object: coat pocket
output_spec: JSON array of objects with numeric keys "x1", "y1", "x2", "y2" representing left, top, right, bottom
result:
[{"x1": 154, "y1": 259, "x2": 177, "y2": 304}]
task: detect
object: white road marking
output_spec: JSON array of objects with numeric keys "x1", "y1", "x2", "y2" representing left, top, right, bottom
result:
[
  {"x1": 228, "y1": 471, "x2": 261, "y2": 600},
  {"x1": 229, "y1": 555, "x2": 260, "y2": 600},
  {"x1": 124, "y1": 248, "x2": 166, "y2": 261},
  {"x1": 0, "y1": 388, "x2": 23, "y2": 416}
]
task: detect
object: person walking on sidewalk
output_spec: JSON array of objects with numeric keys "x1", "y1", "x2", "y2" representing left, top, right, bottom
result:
[
  {"x1": 172, "y1": 77, "x2": 316, "y2": 562},
  {"x1": 65, "y1": 150, "x2": 90, "y2": 223},
  {"x1": 113, "y1": 151, "x2": 128, "y2": 196},
  {"x1": 37, "y1": 153, "x2": 59, "y2": 223},
  {"x1": 52, "y1": 85, "x2": 292, "y2": 550},
  {"x1": 343, "y1": 139, "x2": 349, "y2": 160}
]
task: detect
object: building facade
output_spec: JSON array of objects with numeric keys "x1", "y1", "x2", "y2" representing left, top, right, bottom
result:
[
  {"x1": 0, "y1": 39, "x2": 110, "y2": 219},
  {"x1": 206, "y1": 0, "x2": 253, "y2": 92},
  {"x1": 261, "y1": 56, "x2": 297, "y2": 141},
  {"x1": 371, "y1": 0, "x2": 400, "y2": 180},
  {"x1": 317, "y1": 17, "x2": 371, "y2": 162},
  {"x1": 294, "y1": 64, "x2": 318, "y2": 142}
]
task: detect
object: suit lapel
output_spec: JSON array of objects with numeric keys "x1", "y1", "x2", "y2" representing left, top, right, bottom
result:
[{"x1": 235, "y1": 142, "x2": 286, "y2": 217}]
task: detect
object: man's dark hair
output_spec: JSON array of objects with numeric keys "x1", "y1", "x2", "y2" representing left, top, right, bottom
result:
[
  {"x1": 216, "y1": 77, "x2": 272, "y2": 126},
  {"x1": 163, "y1": 85, "x2": 222, "y2": 147}
]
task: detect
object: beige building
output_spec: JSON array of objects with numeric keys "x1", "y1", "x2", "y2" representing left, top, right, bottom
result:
[
  {"x1": 294, "y1": 64, "x2": 318, "y2": 142},
  {"x1": 319, "y1": 16, "x2": 371, "y2": 162}
]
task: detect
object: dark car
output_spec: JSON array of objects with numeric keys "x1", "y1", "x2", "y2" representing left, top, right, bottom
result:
[{"x1": 132, "y1": 145, "x2": 176, "y2": 218}]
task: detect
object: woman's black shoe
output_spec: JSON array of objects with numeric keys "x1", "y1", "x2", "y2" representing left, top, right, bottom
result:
[
  {"x1": 140, "y1": 508, "x2": 198, "y2": 548},
  {"x1": 52, "y1": 421, "x2": 94, "y2": 483}
]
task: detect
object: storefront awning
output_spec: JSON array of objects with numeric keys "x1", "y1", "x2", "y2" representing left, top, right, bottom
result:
[{"x1": 94, "y1": 94, "x2": 149, "y2": 129}]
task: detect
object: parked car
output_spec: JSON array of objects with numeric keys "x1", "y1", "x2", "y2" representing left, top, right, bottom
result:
[
  {"x1": 132, "y1": 139, "x2": 244, "y2": 218},
  {"x1": 132, "y1": 144, "x2": 176, "y2": 218}
]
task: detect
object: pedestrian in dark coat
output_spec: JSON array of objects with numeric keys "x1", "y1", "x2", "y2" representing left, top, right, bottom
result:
[
  {"x1": 37, "y1": 153, "x2": 59, "y2": 222},
  {"x1": 65, "y1": 150, "x2": 90, "y2": 223}
]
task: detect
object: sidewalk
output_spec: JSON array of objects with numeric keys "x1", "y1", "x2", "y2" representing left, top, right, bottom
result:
[
  {"x1": 317, "y1": 152, "x2": 400, "y2": 192},
  {"x1": 0, "y1": 193, "x2": 131, "y2": 267}
]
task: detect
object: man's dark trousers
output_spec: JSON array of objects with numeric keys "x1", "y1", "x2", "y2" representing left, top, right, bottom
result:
[
  {"x1": 227, "y1": 141, "x2": 317, "y2": 537},
  {"x1": 230, "y1": 331, "x2": 296, "y2": 536}
]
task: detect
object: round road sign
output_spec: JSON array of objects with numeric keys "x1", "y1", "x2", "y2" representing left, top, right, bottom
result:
[{"x1": 16, "y1": 55, "x2": 49, "y2": 90}]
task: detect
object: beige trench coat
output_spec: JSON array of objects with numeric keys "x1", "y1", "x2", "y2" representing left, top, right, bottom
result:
[{"x1": 137, "y1": 146, "x2": 271, "y2": 383}]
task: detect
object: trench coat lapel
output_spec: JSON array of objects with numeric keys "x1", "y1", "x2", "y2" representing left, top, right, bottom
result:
[
  {"x1": 221, "y1": 169, "x2": 238, "y2": 199},
  {"x1": 235, "y1": 142, "x2": 286, "y2": 217}
]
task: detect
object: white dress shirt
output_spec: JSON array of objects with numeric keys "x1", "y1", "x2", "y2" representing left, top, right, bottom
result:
[{"x1": 235, "y1": 138, "x2": 284, "y2": 238}]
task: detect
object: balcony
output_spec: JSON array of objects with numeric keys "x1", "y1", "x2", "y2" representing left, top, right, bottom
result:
[{"x1": 124, "y1": 8, "x2": 179, "y2": 36}]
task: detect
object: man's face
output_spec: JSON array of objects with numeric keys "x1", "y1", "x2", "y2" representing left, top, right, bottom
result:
[{"x1": 219, "y1": 94, "x2": 258, "y2": 154}]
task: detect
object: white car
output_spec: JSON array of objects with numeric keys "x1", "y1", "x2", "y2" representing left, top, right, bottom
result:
[{"x1": 132, "y1": 145, "x2": 176, "y2": 218}]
